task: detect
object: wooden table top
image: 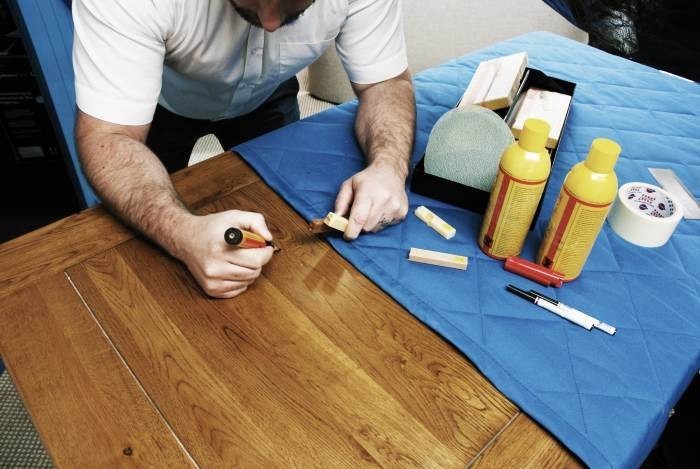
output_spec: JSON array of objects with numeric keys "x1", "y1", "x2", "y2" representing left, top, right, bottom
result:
[{"x1": 0, "y1": 152, "x2": 580, "y2": 468}]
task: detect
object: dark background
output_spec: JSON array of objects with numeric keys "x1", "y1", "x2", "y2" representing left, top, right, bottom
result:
[
  {"x1": 0, "y1": 0, "x2": 80, "y2": 244},
  {"x1": 568, "y1": 0, "x2": 700, "y2": 81}
]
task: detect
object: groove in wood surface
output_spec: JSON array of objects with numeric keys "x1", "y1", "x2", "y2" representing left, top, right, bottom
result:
[
  {"x1": 0, "y1": 206, "x2": 131, "y2": 301},
  {"x1": 468, "y1": 413, "x2": 582, "y2": 468},
  {"x1": 64, "y1": 271, "x2": 200, "y2": 468},
  {"x1": 464, "y1": 411, "x2": 520, "y2": 467},
  {"x1": 68, "y1": 249, "x2": 350, "y2": 467},
  {"x1": 0, "y1": 272, "x2": 195, "y2": 468}
]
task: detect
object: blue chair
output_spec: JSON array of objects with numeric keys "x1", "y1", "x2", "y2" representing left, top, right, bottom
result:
[{"x1": 8, "y1": 0, "x2": 99, "y2": 207}]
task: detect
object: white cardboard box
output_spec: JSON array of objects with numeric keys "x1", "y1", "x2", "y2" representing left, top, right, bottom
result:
[
  {"x1": 508, "y1": 87, "x2": 572, "y2": 148},
  {"x1": 458, "y1": 52, "x2": 528, "y2": 110}
]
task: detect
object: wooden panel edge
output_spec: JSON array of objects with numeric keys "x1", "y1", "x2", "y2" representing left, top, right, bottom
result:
[
  {"x1": 0, "y1": 272, "x2": 196, "y2": 467},
  {"x1": 467, "y1": 413, "x2": 582, "y2": 468},
  {"x1": 0, "y1": 152, "x2": 258, "y2": 300}
]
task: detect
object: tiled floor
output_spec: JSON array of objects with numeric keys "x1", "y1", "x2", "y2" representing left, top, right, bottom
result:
[{"x1": 0, "y1": 373, "x2": 52, "y2": 468}]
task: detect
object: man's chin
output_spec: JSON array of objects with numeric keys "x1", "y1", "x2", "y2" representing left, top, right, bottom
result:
[
  {"x1": 229, "y1": 1, "x2": 263, "y2": 28},
  {"x1": 228, "y1": 0, "x2": 314, "y2": 29}
]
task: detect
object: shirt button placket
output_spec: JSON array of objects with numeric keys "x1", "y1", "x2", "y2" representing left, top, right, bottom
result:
[{"x1": 231, "y1": 27, "x2": 265, "y2": 114}]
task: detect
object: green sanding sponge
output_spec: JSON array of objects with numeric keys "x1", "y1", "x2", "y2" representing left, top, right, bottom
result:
[{"x1": 424, "y1": 105, "x2": 514, "y2": 192}]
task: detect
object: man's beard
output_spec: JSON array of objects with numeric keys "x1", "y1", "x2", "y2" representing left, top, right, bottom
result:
[{"x1": 229, "y1": 1, "x2": 314, "y2": 29}]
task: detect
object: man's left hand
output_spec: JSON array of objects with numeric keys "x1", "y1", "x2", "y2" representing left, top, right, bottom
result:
[{"x1": 334, "y1": 160, "x2": 409, "y2": 240}]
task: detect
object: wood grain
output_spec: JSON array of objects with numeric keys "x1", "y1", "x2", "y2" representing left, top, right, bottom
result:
[
  {"x1": 0, "y1": 152, "x2": 255, "y2": 302},
  {"x1": 60, "y1": 177, "x2": 524, "y2": 467},
  {"x1": 0, "y1": 272, "x2": 194, "y2": 468},
  {"x1": 0, "y1": 206, "x2": 131, "y2": 301},
  {"x1": 172, "y1": 152, "x2": 260, "y2": 209},
  {"x1": 469, "y1": 413, "x2": 582, "y2": 468},
  {"x1": 69, "y1": 240, "x2": 464, "y2": 467},
  {"x1": 0, "y1": 152, "x2": 578, "y2": 467},
  {"x1": 210, "y1": 182, "x2": 519, "y2": 460}
]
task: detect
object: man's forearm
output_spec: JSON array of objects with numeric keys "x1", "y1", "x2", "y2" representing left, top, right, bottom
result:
[
  {"x1": 76, "y1": 120, "x2": 191, "y2": 259},
  {"x1": 354, "y1": 70, "x2": 416, "y2": 178}
]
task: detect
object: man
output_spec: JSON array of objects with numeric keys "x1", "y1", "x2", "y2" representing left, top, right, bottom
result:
[{"x1": 73, "y1": 0, "x2": 415, "y2": 298}]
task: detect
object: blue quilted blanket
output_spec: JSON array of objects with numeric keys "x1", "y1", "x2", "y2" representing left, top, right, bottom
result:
[{"x1": 235, "y1": 32, "x2": 700, "y2": 468}]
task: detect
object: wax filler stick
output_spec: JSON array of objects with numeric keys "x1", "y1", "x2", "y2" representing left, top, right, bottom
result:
[
  {"x1": 323, "y1": 212, "x2": 349, "y2": 231},
  {"x1": 414, "y1": 206, "x2": 456, "y2": 239},
  {"x1": 408, "y1": 248, "x2": 468, "y2": 270},
  {"x1": 309, "y1": 212, "x2": 349, "y2": 234}
]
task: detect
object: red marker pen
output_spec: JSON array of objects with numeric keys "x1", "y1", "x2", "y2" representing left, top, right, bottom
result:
[{"x1": 224, "y1": 228, "x2": 276, "y2": 249}]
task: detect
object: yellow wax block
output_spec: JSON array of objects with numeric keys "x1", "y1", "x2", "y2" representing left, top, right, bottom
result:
[
  {"x1": 323, "y1": 212, "x2": 349, "y2": 232},
  {"x1": 408, "y1": 247, "x2": 468, "y2": 270},
  {"x1": 414, "y1": 206, "x2": 456, "y2": 240}
]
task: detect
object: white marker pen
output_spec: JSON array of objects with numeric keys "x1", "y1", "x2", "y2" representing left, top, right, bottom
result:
[
  {"x1": 528, "y1": 288, "x2": 616, "y2": 336},
  {"x1": 506, "y1": 284, "x2": 616, "y2": 335}
]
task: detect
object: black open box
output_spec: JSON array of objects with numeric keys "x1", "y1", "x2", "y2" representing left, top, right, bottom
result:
[{"x1": 411, "y1": 67, "x2": 576, "y2": 226}]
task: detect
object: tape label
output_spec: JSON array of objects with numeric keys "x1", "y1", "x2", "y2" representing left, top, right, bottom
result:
[
  {"x1": 479, "y1": 167, "x2": 546, "y2": 259},
  {"x1": 624, "y1": 185, "x2": 677, "y2": 218}
]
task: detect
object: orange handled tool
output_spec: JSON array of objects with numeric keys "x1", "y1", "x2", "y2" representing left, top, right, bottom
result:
[{"x1": 224, "y1": 227, "x2": 277, "y2": 250}]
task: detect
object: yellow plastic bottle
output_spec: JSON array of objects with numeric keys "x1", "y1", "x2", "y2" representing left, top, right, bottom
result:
[
  {"x1": 479, "y1": 118, "x2": 551, "y2": 259},
  {"x1": 536, "y1": 138, "x2": 621, "y2": 280}
]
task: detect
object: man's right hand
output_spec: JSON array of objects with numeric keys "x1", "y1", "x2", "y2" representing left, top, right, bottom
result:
[
  {"x1": 174, "y1": 210, "x2": 275, "y2": 298},
  {"x1": 76, "y1": 112, "x2": 274, "y2": 299}
]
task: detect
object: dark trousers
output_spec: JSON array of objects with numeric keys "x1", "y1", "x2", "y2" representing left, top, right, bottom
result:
[{"x1": 146, "y1": 77, "x2": 300, "y2": 173}]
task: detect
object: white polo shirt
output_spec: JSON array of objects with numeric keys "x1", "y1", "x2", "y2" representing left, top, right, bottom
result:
[{"x1": 72, "y1": 0, "x2": 407, "y2": 126}]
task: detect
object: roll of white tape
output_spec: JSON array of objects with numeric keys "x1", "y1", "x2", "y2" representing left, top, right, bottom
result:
[{"x1": 608, "y1": 182, "x2": 684, "y2": 247}]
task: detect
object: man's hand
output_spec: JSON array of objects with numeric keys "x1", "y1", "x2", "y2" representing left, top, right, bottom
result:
[
  {"x1": 174, "y1": 210, "x2": 274, "y2": 298},
  {"x1": 76, "y1": 111, "x2": 273, "y2": 299},
  {"x1": 343, "y1": 69, "x2": 415, "y2": 240},
  {"x1": 334, "y1": 160, "x2": 408, "y2": 239}
]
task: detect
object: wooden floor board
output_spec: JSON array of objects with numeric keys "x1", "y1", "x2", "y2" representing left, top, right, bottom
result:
[
  {"x1": 69, "y1": 237, "x2": 469, "y2": 467},
  {"x1": 0, "y1": 272, "x2": 194, "y2": 468},
  {"x1": 68, "y1": 250, "x2": 285, "y2": 467}
]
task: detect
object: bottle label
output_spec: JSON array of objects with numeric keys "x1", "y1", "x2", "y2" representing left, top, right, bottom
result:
[
  {"x1": 537, "y1": 186, "x2": 612, "y2": 279},
  {"x1": 479, "y1": 166, "x2": 546, "y2": 259}
]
